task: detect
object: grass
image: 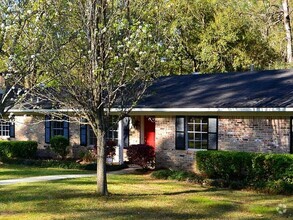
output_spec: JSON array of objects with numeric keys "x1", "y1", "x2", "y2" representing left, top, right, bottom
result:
[
  {"x1": 0, "y1": 165, "x2": 292, "y2": 219},
  {"x1": 0, "y1": 164, "x2": 94, "y2": 180}
]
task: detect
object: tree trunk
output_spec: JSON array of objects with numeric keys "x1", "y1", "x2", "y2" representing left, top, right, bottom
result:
[
  {"x1": 283, "y1": 0, "x2": 292, "y2": 63},
  {"x1": 96, "y1": 129, "x2": 108, "y2": 196}
]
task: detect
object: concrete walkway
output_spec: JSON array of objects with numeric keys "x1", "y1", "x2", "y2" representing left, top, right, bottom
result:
[{"x1": 0, "y1": 166, "x2": 140, "y2": 186}]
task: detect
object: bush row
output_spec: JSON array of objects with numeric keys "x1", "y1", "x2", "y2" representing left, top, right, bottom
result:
[
  {"x1": 0, "y1": 141, "x2": 38, "y2": 159},
  {"x1": 196, "y1": 151, "x2": 293, "y2": 194}
]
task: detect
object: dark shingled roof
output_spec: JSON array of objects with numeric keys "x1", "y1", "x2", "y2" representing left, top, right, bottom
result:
[{"x1": 137, "y1": 69, "x2": 293, "y2": 108}]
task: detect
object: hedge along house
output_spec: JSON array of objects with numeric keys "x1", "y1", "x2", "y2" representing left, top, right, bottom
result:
[{"x1": 123, "y1": 69, "x2": 293, "y2": 171}]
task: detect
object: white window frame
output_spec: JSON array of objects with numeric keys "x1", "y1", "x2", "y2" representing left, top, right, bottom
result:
[
  {"x1": 0, "y1": 120, "x2": 10, "y2": 137},
  {"x1": 186, "y1": 117, "x2": 208, "y2": 150}
]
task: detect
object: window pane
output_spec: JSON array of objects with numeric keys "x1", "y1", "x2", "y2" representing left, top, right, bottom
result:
[
  {"x1": 209, "y1": 118, "x2": 217, "y2": 133},
  {"x1": 202, "y1": 124, "x2": 208, "y2": 132},
  {"x1": 194, "y1": 133, "x2": 201, "y2": 141},
  {"x1": 208, "y1": 134, "x2": 217, "y2": 150},
  {"x1": 201, "y1": 141, "x2": 208, "y2": 149},
  {"x1": 202, "y1": 117, "x2": 208, "y2": 123},
  {"x1": 194, "y1": 142, "x2": 202, "y2": 149},
  {"x1": 176, "y1": 132, "x2": 185, "y2": 150},
  {"x1": 176, "y1": 117, "x2": 185, "y2": 132},
  {"x1": 188, "y1": 141, "x2": 195, "y2": 149},
  {"x1": 188, "y1": 124, "x2": 194, "y2": 131},
  {"x1": 188, "y1": 133, "x2": 194, "y2": 140},
  {"x1": 195, "y1": 124, "x2": 200, "y2": 131},
  {"x1": 202, "y1": 133, "x2": 208, "y2": 141}
]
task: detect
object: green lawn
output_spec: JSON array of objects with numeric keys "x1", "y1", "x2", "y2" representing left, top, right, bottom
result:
[
  {"x1": 0, "y1": 164, "x2": 94, "y2": 180},
  {"x1": 0, "y1": 166, "x2": 292, "y2": 219}
]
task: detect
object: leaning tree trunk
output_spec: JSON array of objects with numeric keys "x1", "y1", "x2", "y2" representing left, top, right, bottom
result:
[{"x1": 283, "y1": 0, "x2": 292, "y2": 63}]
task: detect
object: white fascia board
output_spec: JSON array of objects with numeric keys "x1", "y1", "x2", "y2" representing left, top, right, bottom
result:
[
  {"x1": 111, "y1": 107, "x2": 293, "y2": 116},
  {"x1": 111, "y1": 107, "x2": 293, "y2": 113},
  {"x1": 8, "y1": 107, "x2": 293, "y2": 115},
  {"x1": 8, "y1": 109, "x2": 77, "y2": 113}
]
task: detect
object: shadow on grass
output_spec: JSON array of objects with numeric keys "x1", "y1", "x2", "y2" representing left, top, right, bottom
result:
[{"x1": 0, "y1": 176, "x2": 292, "y2": 220}]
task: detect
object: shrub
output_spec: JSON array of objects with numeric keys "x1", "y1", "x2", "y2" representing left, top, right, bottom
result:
[
  {"x1": 81, "y1": 150, "x2": 96, "y2": 163},
  {"x1": 196, "y1": 151, "x2": 253, "y2": 181},
  {"x1": 151, "y1": 169, "x2": 175, "y2": 179},
  {"x1": 50, "y1": 136, "x2": 69, "y2": 160},
  {"x1": 196, "y1": 151, "x2": 293, "y2": 194},
  {"x1": 251, "y1": 153, "x2": 293, "y2": 182},
  {"x1": 127, "y1": 144, "x2": 155, "y2": 169},
  {"x1": 0, "y1": 141, "x2": 37, "y2": 159}
]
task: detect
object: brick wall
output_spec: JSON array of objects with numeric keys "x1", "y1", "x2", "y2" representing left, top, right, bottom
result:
[
  {"x1": 12, "y1": 115, "x2": 82, "y2": 158},
  {"x1": 153, "y1": 115, "x2": 292, "y2": 171},
  {"x1": 14, "y1": 115, "x2": 45, "y2": 146},
  {"x1": 155, "y1": 117, "x2": 196, "y2": 171},
  {"x1": 218, "y1": 116, "x2": 290, "y2": 153}
]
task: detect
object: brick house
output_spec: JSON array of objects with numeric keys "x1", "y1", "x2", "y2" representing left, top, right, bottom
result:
[
  {"x1": 125, "y1": 69, "x2": 293, "y2": 171},
  {"x1": 1, "y1": 69, "x2": 292, "y2": 169}
]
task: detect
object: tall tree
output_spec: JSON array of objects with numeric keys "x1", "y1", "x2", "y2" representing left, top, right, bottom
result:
[
  {"x1": 0, "y1": 0, "x2": 42, "y2": 116},
  {"x1": 282, "y1": 0, "x2": 292, "y2": 63},
  {"x1": 26, "y1": 0, "x2": 160, "y2": 195}
]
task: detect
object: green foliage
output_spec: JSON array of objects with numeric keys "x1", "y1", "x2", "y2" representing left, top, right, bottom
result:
[
  {"x1": 252, "y1": 153, "x2": 293, "y2": 181},
  {"x1": 196, "y1": 151, "x2": 253, "y2": 181},
  {"x1": 196, "y1": 151, "x2": 293, "y2": 194},
  {"x1": 0, "y1": 141, "x2": 37, "y2": 159},
  {"x1": 49, "y1": 135, "x2": 69, "y2": 160}
]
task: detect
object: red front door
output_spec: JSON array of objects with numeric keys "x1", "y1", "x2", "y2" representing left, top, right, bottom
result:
[{"x1": 144, "y1": 116, "x2": 155, "y2": 148}]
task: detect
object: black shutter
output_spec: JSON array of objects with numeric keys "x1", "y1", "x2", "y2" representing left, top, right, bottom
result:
[
  {"x1": 9, "y1": 122, "x2": 15, "y2": 138},
  {"x1": 63, "y1": 117, "x2": 69, "y2": 140},
  {"x1": 176, "y1": 116, "x2": 186, "y2": 150},
  {"x1": 207, "y1": 117, "x2": 218, "y2": 150},
  {"x1": 45, "y1": 115, "x2": 51, "y2": 143},
  {"x1": 80, "y1": 119, "x2": 87, "y2": 146},
  {"x1": 122, "y1": 117, "x2": 130, "y2": 148}
]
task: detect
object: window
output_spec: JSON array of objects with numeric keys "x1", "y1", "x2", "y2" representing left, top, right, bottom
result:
[
  {"x1": 52, "y1": 121, "x2": 64, "y2": 136},
  {"x1": 106, "y1": 116, "x2": 118, "y2": 143},
  {"x1": 88, "y1": 126, "x2": 97, "y2": 146},
  {"x1": 0, "y1": 119, "x2": 15, "y2": 138},
  {"x1": 176, "y1": 116, "x2": 218, "y2": 150},
  {"x1": 80, "y1": 123, "x2": 97, "y2": 146},
  {"x1": 80, "y1": 116, "x2": 129, "y2": 147},
  {"x1": 45, "y1": 116, "x2": 69, "y2": 143},
  {"x1": 187, "y1": 117, "x2": 208, "y2": 149},
  {"x1": 0, "y1": 120, "x2": 10, "y2": 137}
]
